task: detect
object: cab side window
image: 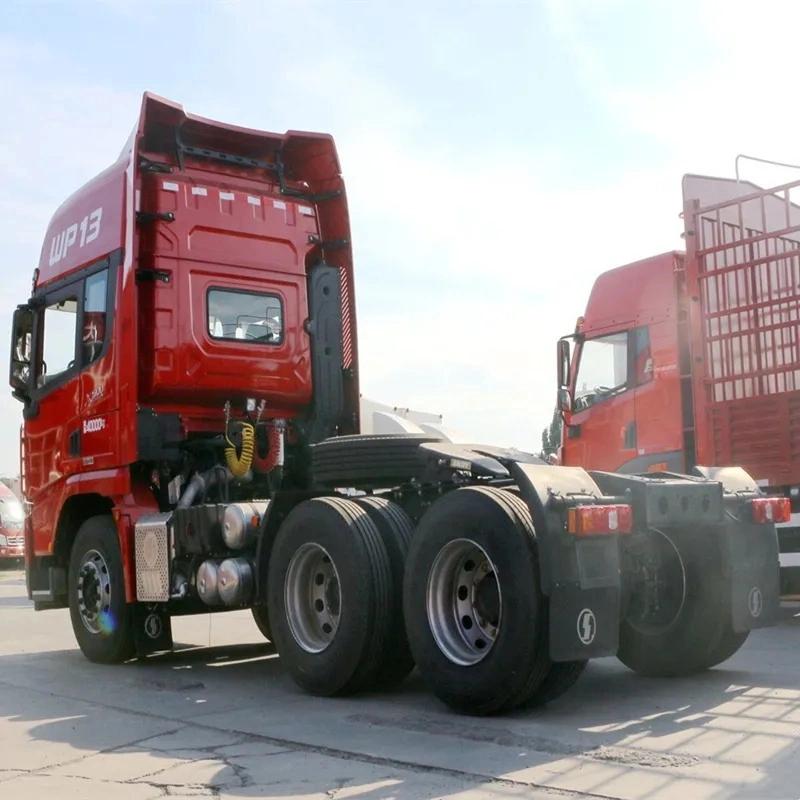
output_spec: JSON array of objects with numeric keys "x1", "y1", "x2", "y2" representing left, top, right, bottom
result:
[
  {"x1": 32, "y1": 263, "x2": 112, "y2": 394},
  {"x1": 630, "y1": 326, "x2": 654, "y2": 386},
  {"x1": 82, "y1": 270, "x2": 108, "y2": 366},
  {"x1": 574, "y1": 331, "x2": 629, "y2": 408},
  {"x1": 573, "y1": 325, "x2": 653, "y2": 410},
  {"x1": 36, "y1": 296, "x2": 79, "y2": 389}
]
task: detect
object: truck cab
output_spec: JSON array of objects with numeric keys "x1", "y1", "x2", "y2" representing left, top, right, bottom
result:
[
  {"x1": 559, "y1": 251, "x2": 687, "y2": 475},
  {"x1": 9, "y1": 91, "x2": 359, "y2": 616}
]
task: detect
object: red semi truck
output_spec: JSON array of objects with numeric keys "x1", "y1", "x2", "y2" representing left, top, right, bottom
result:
[
  {"x1": 8, "y1": 93, "x2": 784, "y2": 715},
  {"x1": 557, "y1": 167, "x2": 800, "y2": 597}
]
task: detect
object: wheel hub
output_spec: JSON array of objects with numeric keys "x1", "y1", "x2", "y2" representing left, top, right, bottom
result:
[
  {"x1": 284, "y1": 542, "x2": 342, "y2": 653},
  {"x1": 77, "y1": 549, "x2": 112, "y2": 635},
  {"x1": 426, "y1": 538, "x2": 502, "y2": 666},
  {"x1": 624, "y1": 529, "x2": 686, "y2": 632}
]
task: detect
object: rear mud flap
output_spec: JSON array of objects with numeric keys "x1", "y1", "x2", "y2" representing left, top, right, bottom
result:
[
  {"x1": 727, "y1": 524, "x2": 780, "y2": 633},
  {"x1": 549, "y1": 584, "x2": 620, "y2": 661},
  {"x1": 505, "y1": 462, "x2": 623, "y2": 662},
  {"x1": 133, "y1": 603, "x2": 174, "y2": 658}
]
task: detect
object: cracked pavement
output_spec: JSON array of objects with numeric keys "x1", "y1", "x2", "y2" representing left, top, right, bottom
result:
[{"x1": 3, "y1": 568, "x2": 800, "y2": 799}]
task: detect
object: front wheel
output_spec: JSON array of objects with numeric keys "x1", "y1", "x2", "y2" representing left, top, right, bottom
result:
[
  {"x1": 68, "y1": 515, "x2": 135, "y2": 664},
  {"x1": 251, "y1": 605, "x2": 272, "y2": 641}
]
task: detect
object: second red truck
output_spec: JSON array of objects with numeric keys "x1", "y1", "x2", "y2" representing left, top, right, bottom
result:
[{"x1": 559, "y1": 165, "x2": 800, "y2": 596}]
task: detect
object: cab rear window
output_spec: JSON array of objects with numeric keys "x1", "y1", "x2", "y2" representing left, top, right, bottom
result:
[{"x1": 207, "y1": 288, "x2": 284, "y2": 345}]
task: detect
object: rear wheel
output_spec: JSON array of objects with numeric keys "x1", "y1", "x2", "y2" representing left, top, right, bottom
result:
[
  {"x1": 68, "y1": 515, "x2": 135, "y2": 664},
  {"x1": 501, "y1": 488, "x2": 588, "y2": 709},
  {"x1": 700, "y1": 627, "x2": 749, "y2": 669},
  {"x1": 617, "y1": 526, "x2": 733, "y2": 677},
  {"x1": 267, "y1": 496, "x2": 393, "y2": 696},
  {"x1": 353, "y1": 496, "x2": 416, "y2": 688},
  {"x1": 403, "y1": 486, "x2": 550, "y2": 716}
]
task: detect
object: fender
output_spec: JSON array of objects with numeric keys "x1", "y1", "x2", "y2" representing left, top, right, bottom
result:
[
  {"x1": 691, "y1": 465, "x2": 780, "y2": 632},
  {"x1": 508, "y1": 461, "x2": 622, "y2": 662},
  {"x1": 116, "y1": 476, "x2": 162, "y2": 604}
]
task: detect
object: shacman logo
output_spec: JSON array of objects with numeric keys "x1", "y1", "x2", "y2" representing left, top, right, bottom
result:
[
  {"x1": 83, "y1": 417, "x2": 106, "y2": 434},
  {"x1": 577, "y1": 608, "x2": 596, "y2": 645},
  {"x1": 748, "y1": 586, "x2": 763, "y2": 619}
]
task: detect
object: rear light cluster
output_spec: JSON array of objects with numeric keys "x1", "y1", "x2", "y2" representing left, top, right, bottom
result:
[
  {"x1": 567, "y1": 504, "x2": 633, "y2": 537},
  {"x1": 750, "y1": 497, "x2": 791, "y2": 524}
]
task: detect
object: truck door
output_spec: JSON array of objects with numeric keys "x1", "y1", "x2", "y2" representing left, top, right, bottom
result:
[
  {"x1": 25, "y1": 282, "x2": 83, "y2": 535},
  {"x1": 629, "y1": 325, "x2": 684, "y2": 473},
  {"x1": 566, "y1": 330, "x2": 637, "y2": 471},
  {"x1": 77, "y1": 263, "x2": 117, "y2": 470}
]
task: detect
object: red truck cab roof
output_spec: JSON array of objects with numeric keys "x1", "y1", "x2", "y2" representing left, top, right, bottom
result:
[
  {"x1": 575, "y1": 251, "x2": 684, "y2": 339},
  {"x1": 35, "y1": 92, "x2": 352, "y2": 292}
]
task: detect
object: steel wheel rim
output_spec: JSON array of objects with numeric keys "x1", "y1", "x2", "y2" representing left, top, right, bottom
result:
[
  {"x1": 77, "y1": 549, "x2": 112, "y2": 635},
  {"x1": 284, "y1": 542, "x2": 341, "y2": 653},
  {"x1": 426, "y1": 537, "x2": 502, "y2": 666}
]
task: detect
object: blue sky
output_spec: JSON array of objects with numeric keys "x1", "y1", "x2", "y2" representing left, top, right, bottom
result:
[{"x1": 1, "y1": 0, "x2": 799, "y2": 476}]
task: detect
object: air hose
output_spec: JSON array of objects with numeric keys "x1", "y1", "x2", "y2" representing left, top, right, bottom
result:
[{"x1": 225, "y1": 421, "x2": 255, "y2": 478}]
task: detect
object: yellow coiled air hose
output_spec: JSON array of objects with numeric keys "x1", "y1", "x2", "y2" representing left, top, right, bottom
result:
[{"x1": 225, "y1": 421, "x2": 255, "y2": 478}]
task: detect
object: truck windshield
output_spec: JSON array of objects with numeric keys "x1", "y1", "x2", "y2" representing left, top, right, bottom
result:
[{"x1": 574, "y1": 331, "x2": 628, "y2": 408}]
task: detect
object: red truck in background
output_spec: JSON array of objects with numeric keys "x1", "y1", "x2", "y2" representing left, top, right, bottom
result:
[
  {"x1": 557, "y1": 165, "x2": 800, "y2": 596},
  {"x1": 0, "y1": 481, "x2": 25, "y2": 562}
]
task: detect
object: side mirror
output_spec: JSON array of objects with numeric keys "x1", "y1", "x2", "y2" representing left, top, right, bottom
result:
[
  {"x1": 9, "y1": 305, "x2": 34, "y2": 401},
  {"x1": 557, "y1": 338, "x2": 572, "y2": 412}
]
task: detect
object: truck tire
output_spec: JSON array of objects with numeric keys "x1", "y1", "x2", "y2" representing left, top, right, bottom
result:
[
  {"x1": 310, "y1": 434, "x2": 440, "y2": 487},
  {"x1": 68, "y1": 514, "x2": 135, "y2": 665},
  {"x1": 403, "y1": 486, "x2": 550, "y2": 716},
  {"x1": 700, "y1": 625, "x2": 749, "y2": 669},
  {"x1": 353, "y1": 496, "x2": 416, "y2": 688},
  {"x1": 617, "y1": 526, "x2": 731, "y2": 677},
  {"x1": 267, "y1": 496, "x2": 393, "y2": 696},
  {"x1": 251, "y1": 605, "x2": 272, "y2": 641},
  {"x1": 499, "y1": 489, "x2": 589, "y2": 710}
]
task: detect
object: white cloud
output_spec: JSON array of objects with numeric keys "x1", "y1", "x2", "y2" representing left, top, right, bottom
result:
[{"x1": 544, "y1": 0, "x2": 800, "y2": 179}]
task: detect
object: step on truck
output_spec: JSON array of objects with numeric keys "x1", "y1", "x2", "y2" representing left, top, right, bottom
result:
[
  {"x1": 9, "y1": 93, "x2": 782, "y2": 715},
  {"x1": 557, "y1": 159, "x2": 800, "y2": 601}
]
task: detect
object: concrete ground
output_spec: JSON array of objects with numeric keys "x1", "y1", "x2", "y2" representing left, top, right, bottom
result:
[{"x1": 2, "y1": 566, "x2": 800, "y2": 800}]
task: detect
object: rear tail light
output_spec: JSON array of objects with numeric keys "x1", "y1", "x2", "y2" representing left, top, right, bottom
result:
[
  {"x1": 750, "y1": 497, "x2": 791, "y2": 524},
  {"x1": 567, "y1": 504, "x2": 633, "y2": 537}
]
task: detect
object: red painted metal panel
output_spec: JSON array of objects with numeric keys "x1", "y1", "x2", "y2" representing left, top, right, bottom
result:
[{"x1": 37, "y1": 162, "x2": 128, "y2": 288}]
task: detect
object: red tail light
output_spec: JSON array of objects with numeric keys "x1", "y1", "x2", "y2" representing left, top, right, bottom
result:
[
  {"x1": 750, "y1": 497, "x2": 791, "y2": 524},
  {"x1": 567, "y1": 504, "x2": 633, "y2": 536}
]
